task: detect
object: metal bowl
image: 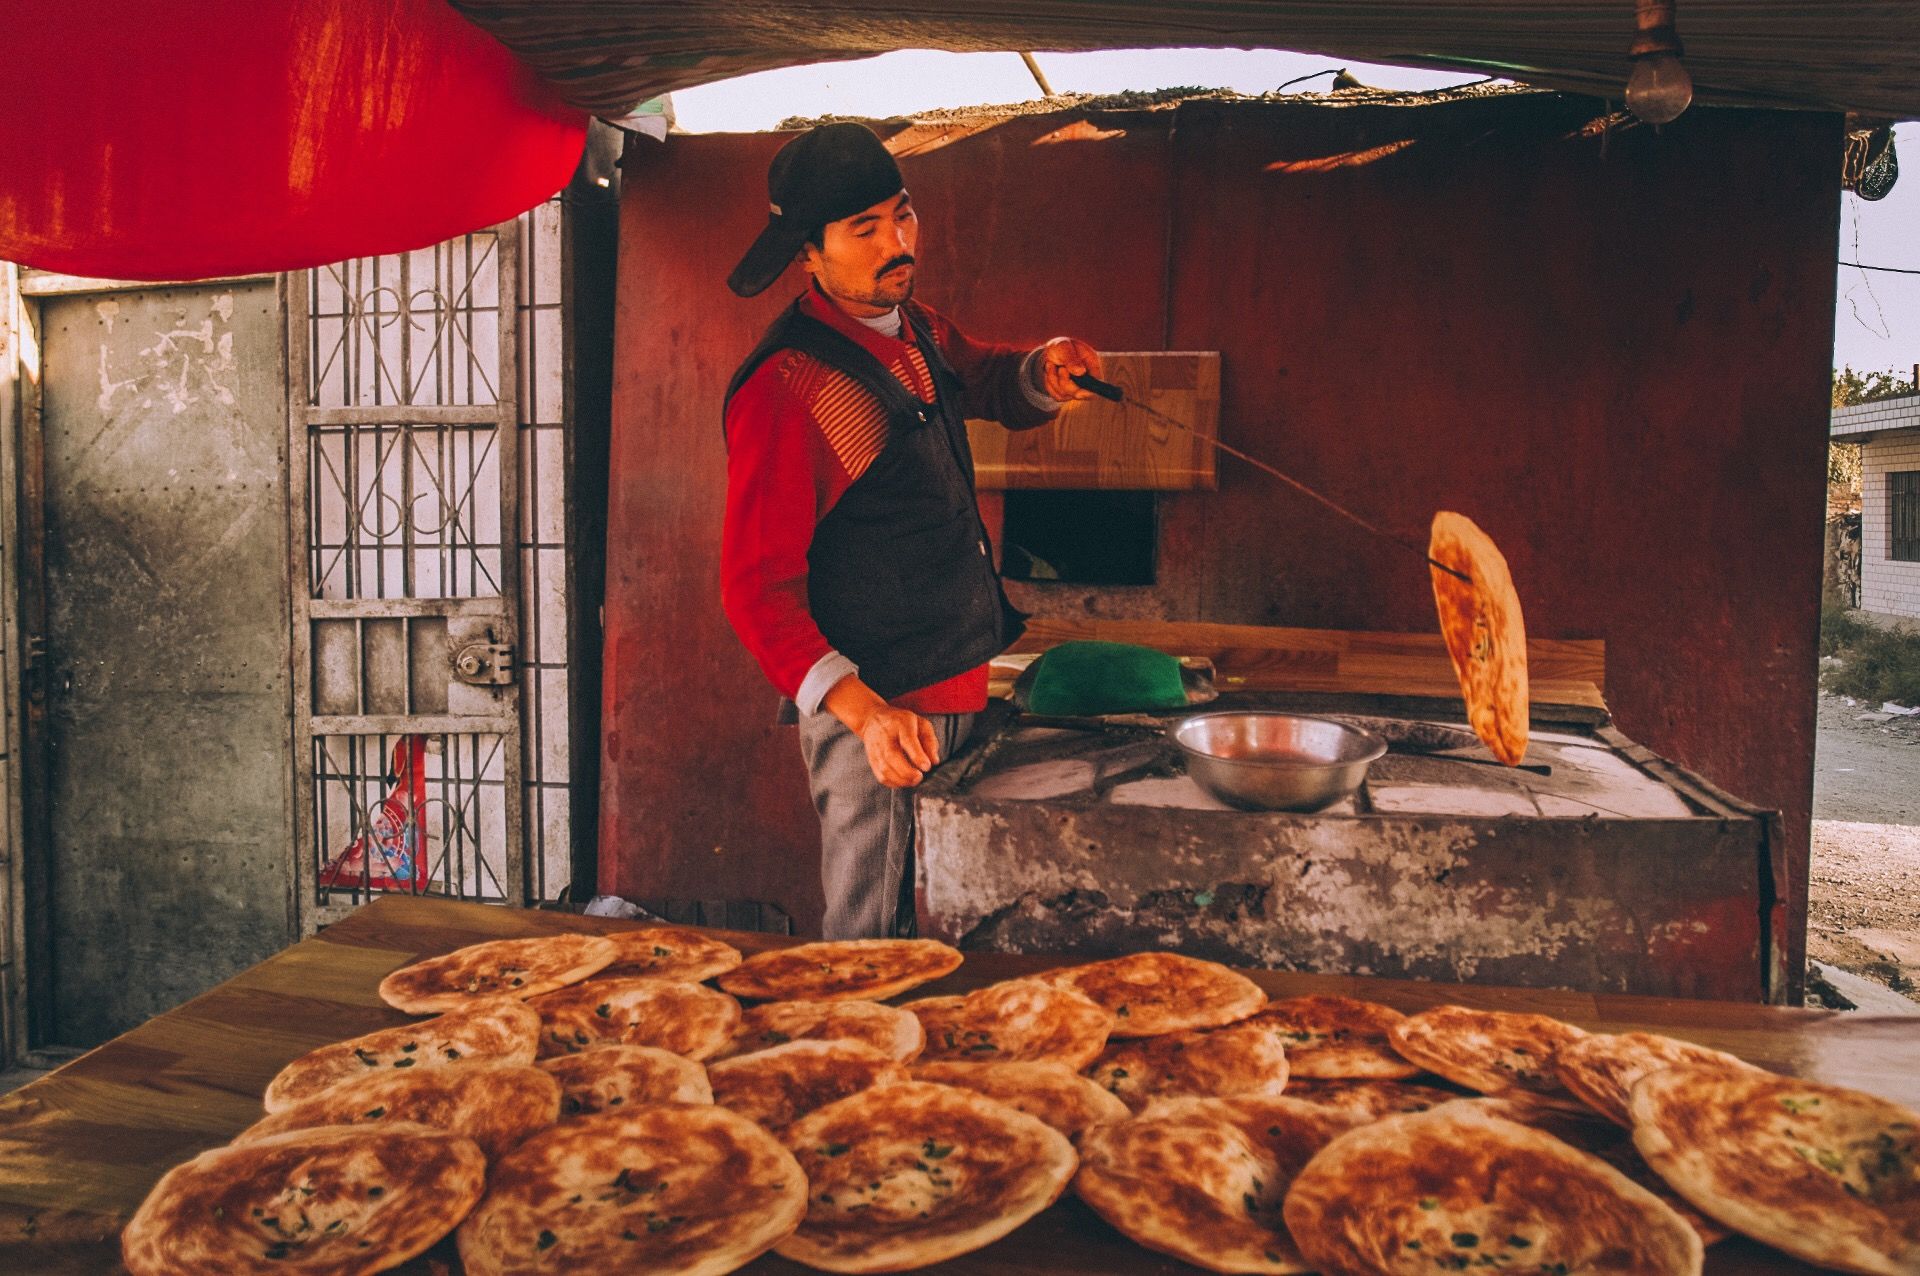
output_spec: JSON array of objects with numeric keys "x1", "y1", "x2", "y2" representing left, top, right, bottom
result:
[{"x1": 1172, "y1": 711, "x2": 1387, "y2": 812}]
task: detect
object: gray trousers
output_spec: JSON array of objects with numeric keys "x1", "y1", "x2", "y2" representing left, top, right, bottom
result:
[{"x1": 799, "y1": 709, "x2": 976, "y2": 940}]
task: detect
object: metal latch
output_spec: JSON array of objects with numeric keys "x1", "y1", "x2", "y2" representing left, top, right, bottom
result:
[{"x1": 452, "y1": 641, "x2": 514, "y2": 686}]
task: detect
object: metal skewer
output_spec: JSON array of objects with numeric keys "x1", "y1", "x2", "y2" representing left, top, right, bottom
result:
[{"x1": 1070, "y1": 371, "x2": 1472, "y2": 584}]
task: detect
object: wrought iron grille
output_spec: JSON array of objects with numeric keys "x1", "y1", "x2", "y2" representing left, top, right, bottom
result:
[{"x1": 1892, "y1": 470, "x2": 1920, "y2": 563}]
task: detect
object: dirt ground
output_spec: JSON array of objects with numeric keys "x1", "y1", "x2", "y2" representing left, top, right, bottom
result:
[{"x1": 1809, "y1": 691, "x2": 1920, "y2": 1004}]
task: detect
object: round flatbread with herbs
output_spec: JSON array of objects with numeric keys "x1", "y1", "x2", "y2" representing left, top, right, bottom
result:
[
  {"x1": 377, "y1": 934, "x2": 620, "y2": 1015},
  {"x1": 122, "y1": 1123, "x2": 486, "y2": 1276},
  {"x1": 716, "y1": 938, "x2": 963, "y2": 1002},
  {"x1": 1386, "y1": 1004, "x2": 1589, "y2": 1101},
  {"x1": 528, "y1": 976, "x2": 740, "y2": 1061},
  {"x1": 1631, "y1": 1066, "x2": 1920, "y2": 1273},
  {"x1": 1086, "y1": 1021, "x2": 1292, "y2": 1113},
  {"x1": 907, "y1": 978, "x2": 1114, "y2": 1069},
  {"x1": 263, "y1": 999, "x2": 540, "y2": 1113},
  {"x1": 1553, "y1": 1030, "x2": 1756, "y2": 1126},
  {"x1": 1281, "y1": 1077, "x2": 1465, "y2": 1122},
  {"x1": 538, "y1": 1044, "x2": 714, "y2": 1118},
  {"x1": 1283, "y1": 1106, "x2": 1703, "y2": 1275},
  {"x1": 911, "y1": 1060, "x2": 1129, "y2": 1142},
  {"x1": 456, "y1": 1104, "x2": 805, "y2": 1276},
  {"x1": 597, "y1": 925, "x2": 743, "y2": 983},
  {"x1": 1033, "y1": 952, "x2": 1266, "y2": 1038},
  {"x1": 1244, "y1": 994, "x2": 1421, "y2": 1079},
  {"x1": 777, "y1": 1080, "x2": 1077, "y2": 1272},
  {"x1": 709, "y1": 1040, "x2": 907, "y2": 1133},
  {"x1": 237, "y1": 1062, "x2": 558, "y2": 1160},
  {"x1": 1429, "y1": 510, "x2": 1530, "y2": 766},
  {"x1": 1075, "y1": 1096, "x2": 1360, "y2": 1274},
  {"x1": 711, "y1": 998, "x2": 925, "y2": 1063}
]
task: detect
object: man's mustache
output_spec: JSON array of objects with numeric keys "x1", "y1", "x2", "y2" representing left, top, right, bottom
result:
[{"x1": 877, "y1": 255, "x2": 915, "y2": 279}]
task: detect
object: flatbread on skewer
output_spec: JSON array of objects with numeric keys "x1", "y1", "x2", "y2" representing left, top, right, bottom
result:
[
  {"x1": 711, "y1": 998, "x2": 925, "y2": 1063},
  {"x1": 122, "y1": 1123, "x2": 486, "y2": 1276},
  {"x1": 910, "y1": 1060, "x2": 1130, "y2": 1142},
  {"x1": 777, "y1": 1080, "x2": 1077, "y2": 1272},
  {"x1": 1075, "y1": 1096, "x2": 1361, "y2": 1274},
  {"x1": 1631, "y1": 1066, "x2": 1920, "y2": 1274},
  {"x1": 1429, "y1": 510, "x2": 1530, "y2": 766},
  {"x1": 377, "y1": 934, "x2": 620, "y2": 1015},
  {"x1": 263, "y1": 998, "x2": 540, "y2": 1113},
  {"x1": 906, "y1": 977, "x2": 1114, "y2": 1069},
  {"x1": 1386, "y1": 1004, "x2": 1590, "y2": 1102},
  {"x1": 537, "y1": 1044, "x2": 714, "y2": 1117},
  {"x1": 528, "y1": 976, "x2": 739, "y2": 1060},
  {"x1": 1086, "y1": 1021, "x2": 1292, "y2": 1112},
  {"x1": 1553, "y1": 1030, "x2": 1756, "y2": 1126},
  {"x1": 236, "y1": 1063, "x2": 558, "y2": 1159},
  {"x1": 1283, "y1": 1105, "x2": 1704, "y2": 1275},
  {"x1": 597, "y1": 925, "x2": 744, "y2": 983},
  {"x1": 1245, "y1": 995, "x2": 1421, "y2": 1079},
  {"x1": 1279, "y1": 1077, "x2": 1465, "y2": 1122},
  {"x1": 1033, "y1": 952, "x2": 1266, "y2": 1038},
  {"x1": 708, "y1": 1040, "x2": 907, "y2": 1132},
  {"x1": 456, "y1": 1104, "x2": 806, "y2": 1276},
  {"x1": 716, "y1": 938, "x2": 963, "y2": 1002}
]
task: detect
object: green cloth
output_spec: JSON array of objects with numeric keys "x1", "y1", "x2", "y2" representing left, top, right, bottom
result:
[{"x1": 1021, "y1": 641, "x2": 1189, "y2": 716}]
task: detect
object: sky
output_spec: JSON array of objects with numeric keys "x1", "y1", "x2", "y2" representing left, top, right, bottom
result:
[{"x1": 671, "y1": 49, "x2": 1920, "y2": 379}]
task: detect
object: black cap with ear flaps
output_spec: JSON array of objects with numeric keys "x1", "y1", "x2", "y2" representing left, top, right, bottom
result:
[{"x1": 727, "y1": 123, "x2": 905, "y2": 298}]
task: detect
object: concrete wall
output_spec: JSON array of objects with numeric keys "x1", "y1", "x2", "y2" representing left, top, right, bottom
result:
[
  {"x1": 602, "y1": 94, "x2": 1841, "y2": 993},
  {"x1": 1860, "y1": 430, "x2": 1920, "y2": 620}
]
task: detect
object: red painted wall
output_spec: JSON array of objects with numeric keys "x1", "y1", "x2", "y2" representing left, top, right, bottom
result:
[{"x1": 602, "y1": 95, "x2": 1839, "y2": 989}]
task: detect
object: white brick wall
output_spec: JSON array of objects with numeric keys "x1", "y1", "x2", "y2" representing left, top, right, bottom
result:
[
  {"x1": 1834, "y1": 393, "x2": 1920, "y2": 439},
  {"x1": 1861, "y1": 430, "x2": 1920, "y2": 620}
]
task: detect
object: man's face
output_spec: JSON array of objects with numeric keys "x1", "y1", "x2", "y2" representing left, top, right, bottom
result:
[{"x1": 799, "y1": 190, "x2": 919, "y2": 316}]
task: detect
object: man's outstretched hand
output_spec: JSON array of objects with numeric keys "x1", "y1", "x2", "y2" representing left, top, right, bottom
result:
[
  {"x1": 1037, "y1": 337, "x2": 1105, "y2": 403},
  {"x1": 824, "y1": 674, "x2": 941, "y2": 788}
]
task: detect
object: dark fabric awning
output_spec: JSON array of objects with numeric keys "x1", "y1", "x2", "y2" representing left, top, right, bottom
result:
[{"x1": 448, "y1": 1, "x2": 1919, "y2": 122}]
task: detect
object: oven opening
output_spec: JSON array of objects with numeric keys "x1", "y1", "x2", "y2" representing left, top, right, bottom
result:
[{"x1": 1000, "y1": 489, "x2": 1158, "y2": 586}]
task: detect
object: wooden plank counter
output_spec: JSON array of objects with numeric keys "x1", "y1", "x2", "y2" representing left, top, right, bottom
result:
[{"x1": 2, "y1": 895, "x2": 1914, "y2": 1273}]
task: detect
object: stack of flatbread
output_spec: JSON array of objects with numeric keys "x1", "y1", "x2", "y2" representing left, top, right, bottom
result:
[{"x1": 122, "y1": 924, "x2": 1919, "y2": 1276}]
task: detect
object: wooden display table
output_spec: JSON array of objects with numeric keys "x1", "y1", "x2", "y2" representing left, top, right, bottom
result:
[{"x1": 0, "y1": 895, "x2": 1913, "y2": 1273}]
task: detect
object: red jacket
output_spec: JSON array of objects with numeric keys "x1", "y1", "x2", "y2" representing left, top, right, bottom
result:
[{"x1": 721, "y1": 290, "x2": 1057, "y2": 715}]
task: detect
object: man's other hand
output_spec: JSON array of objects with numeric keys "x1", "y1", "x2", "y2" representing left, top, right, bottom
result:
[
  {"x1": 1038, "y1": 337, "x2": 1105, "y2": 403},
  {"x1": 823, "y1": 674, "x2": 942, "y2": 787}
]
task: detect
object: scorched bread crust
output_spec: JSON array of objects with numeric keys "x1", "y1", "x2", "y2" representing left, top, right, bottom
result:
[
  {"x1": 596, "y1": 925, "x2": 744, "y2": 982},
  {"x1": 709, "y1": 1039, "x2": 908, "y2": 1132},
  {"x1": 777, "y1": 1080, "x2": 1077, "y2": 1272},
  {"x1": 1033, "y1": 952, "x2": 1266, "y2": 1038},
  {"x1": 717, "y1": 938, "x2": 963, "y2": 1002},
  {"x1": 236, "y1": 1062, "x2": 558, "y2": 1160},
  {"x1": 909, "y1": 1060, "x2": 1129, "y2": 1142},
  {"x1": 1280, "y1": 1078, "x2": 1466, "y2": 1122},
  {"x1": 262, "y1": 998, "x2": 540, "y2": 1113},
  {"x1": 906, "y1": 977, "x2": 1114, "y2": 1069},
  {"x1": 1282, "y1": 1106, "x2": 1703, "y2": 1275},
  {"x1": 377, "y1": 934, "x2": 619, "y2": 1014},
  {"x1": 1553, "y1": 1030, "x2": 1755, "y2": 1127},
  {"x1": 457, "y1": 1104, "x2": 806, "y2": 1276},
  {"x1": 537, "y1": 1044, "x2": 715, "y2": 1117},
  {"x1": 712, "y1": 998, "x2": 926, "y2": 1063},
  {"x1": 1244, "y1": 995, "x2": 1421, "y2": 1079},
  {"x1": 1428, "y1": 509, "x2": 1530, "y2": 767},
  {"x1": 122, "y1": 1123, "x2": 486, "y2": 1276},
  {"x1": 528, "y1": 975, "x2": 740, "y2": 1060},
  {"x1": 1630, "y1": 1066, "x2": 1920, "y2": 1275},
  {"x1": 1386, "y1": 1004, "x2": 1590, "y2": 1101},
  {"x1": 1087, "y1": 1020, "x2": 1292, "y2": 1112},
  {"x1": 1074, "y1": 1095, "x2": 1360, "y2": 1274}
]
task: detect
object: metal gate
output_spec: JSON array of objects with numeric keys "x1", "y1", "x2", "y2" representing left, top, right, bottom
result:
[{"x1": 287, "y1": 218, "x2": 546, "y2": 931}]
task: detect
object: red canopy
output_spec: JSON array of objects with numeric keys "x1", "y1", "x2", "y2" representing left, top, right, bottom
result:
[{"x1": 0, "y1": 0, "x2": 588, "y2": 279}]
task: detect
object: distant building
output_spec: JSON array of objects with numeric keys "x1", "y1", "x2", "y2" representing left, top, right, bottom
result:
[{"x1": 1832, "y1": 392, "x2": 1920, "y2": 621}]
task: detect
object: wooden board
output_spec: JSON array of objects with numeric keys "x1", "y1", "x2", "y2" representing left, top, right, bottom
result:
[
  {"x1": 999, "y1": 616, "x2": 1608, "y2": 712},
  {"x1": 0, "y1": 895, "x2": 1909, "y2": 1274},
  {"x1": 967, "y1": 351, "x2": 1219, "y2": 490}
]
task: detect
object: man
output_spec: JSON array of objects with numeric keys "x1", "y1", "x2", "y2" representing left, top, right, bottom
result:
[{"x1": 720, "y1": 122, "x2": 1102, "y2": 939}]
